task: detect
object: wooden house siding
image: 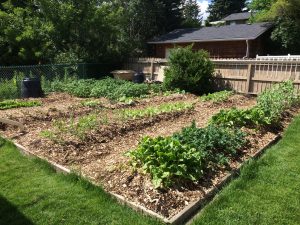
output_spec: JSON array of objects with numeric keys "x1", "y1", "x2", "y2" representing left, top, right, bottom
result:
[{"x1": 151, "y1": 38, "x2": 266, "y2": 59}]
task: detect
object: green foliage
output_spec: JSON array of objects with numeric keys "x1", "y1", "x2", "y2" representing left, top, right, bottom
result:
[
  {"x1": 181, "y1": 0, "x2": 202, "y2": 28},
  {"x1": 127, "y1": 136, "x2": 206, "y2": 188},
  {"x1": 81, "y1": 100, "x2": 103, "y2": 108},
  {"x1": 190, "y1": 115, "x2": 300, "y2": 225},
  {"x1": 211, "y1": 81, "x2": 298, "y2": 128},
  {"x1": 0, "y1": 100, "x2": 41, "y2": 110},
  {"x1": 0, "y1": 72, "x2": 24, "y2": 100},
  {"x1": 128, "y1": 122, "x2": 247, "y2": 188},
  {"x1": 173, "y1": 122, "x2": 247, "y2": 161},
  {"x1": 41, "y1": 113, "x2": 100, "y2": 142},
  {"x1": 200, "y1": 90, "x2": 234, "y2": 103},
  {"x1": 0, "y1": 79, "x2": 18, "y2": 100},
  {"x1": 257, "y1": 80, "x2": 296, "y2": 123},
  {"x1": 250, "y1": 0, "x2": 300, "y2": 53},
  {"x1": 119, "y1": 102, "x2": 194, "y2": 120},
  {"x1": 46, "y1": 77, "x2": 163, "y2": 100},
  {"x1": 207, "y1": 0, "x2": 247, "y2": 21},
  {"x1": 0, "y1": 0, "x2": 187, "y2": 65},
  {"x1": 211, "y1": 107, "x2": 267, "y2": 127},
  {"x1": 163, "y1": 46, "x2": 214, "y2": 94}
]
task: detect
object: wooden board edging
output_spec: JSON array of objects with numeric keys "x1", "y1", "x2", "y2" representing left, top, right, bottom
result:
[
  {"x1": 14, "y1": 143, "x2": 71, "y2": 174},
  {"x1": 12, "y1": 135, "x2": 281, "y2": 224}
]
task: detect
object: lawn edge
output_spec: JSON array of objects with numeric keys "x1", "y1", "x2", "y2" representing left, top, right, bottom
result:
[{"x1": 12, "y1": 135, "x2": 281, "y2": 225}]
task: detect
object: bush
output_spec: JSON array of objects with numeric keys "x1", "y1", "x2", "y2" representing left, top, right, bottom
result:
[{"x1": 163, "y1": 45, "x2": 214, "y2": 94}]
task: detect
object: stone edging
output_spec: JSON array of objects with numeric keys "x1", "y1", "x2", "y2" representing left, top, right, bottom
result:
[{"x1": 13, "y1": 135, "x2": 281, "y2": 225}]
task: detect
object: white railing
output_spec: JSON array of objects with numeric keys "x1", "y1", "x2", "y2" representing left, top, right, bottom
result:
[{"x1": 256, "y1": 54, "x2": 300, "y2": 61}]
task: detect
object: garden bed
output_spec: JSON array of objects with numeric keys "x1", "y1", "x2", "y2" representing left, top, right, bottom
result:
[{"x1": 1, "y1": 90, "x2": 298, "y2": 222}]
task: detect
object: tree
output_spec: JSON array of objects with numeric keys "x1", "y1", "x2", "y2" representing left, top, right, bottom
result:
[
  {"x1": 207, "y1": 0, "x2": 247, "y2": 22},
  {"x1": 114, "y1": 0, "x2": 184, "y2": 57},
  {"x1": 0, "y1": 0, "x2": 55, "y2": 65},
  {"x1": 0, "y1": 0, "x2": 187, "y2": 65},
  {"x1": 181, "y1": 0, "x2": 202, "y2": 28},
  {"x1": 250, "y1": 0, "x2": 300, "y2": 53}
]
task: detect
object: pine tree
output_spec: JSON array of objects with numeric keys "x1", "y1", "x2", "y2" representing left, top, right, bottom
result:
[
  {"x1": 181, "y1": 0, "x2": 202, "y2": 28},
  {"x1": 207, "y1": 0, "x2": 247, "y2": 22}
]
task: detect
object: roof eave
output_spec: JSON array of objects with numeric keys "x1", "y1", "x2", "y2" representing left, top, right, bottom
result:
[{"x1": 148, "y1": 37, "x2": 256, "y2": 44}]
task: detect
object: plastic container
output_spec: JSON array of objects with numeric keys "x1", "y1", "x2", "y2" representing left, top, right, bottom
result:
[
  {"x1": 21, "y1": 77, "x2": 43, "y2": 98},
  {"x1": 133, "y1": 72, "x2": 145, "y2": 84}
]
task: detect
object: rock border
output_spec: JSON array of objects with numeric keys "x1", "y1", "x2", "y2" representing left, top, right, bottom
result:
[{"x1": 13, "y1": 135, "x2": 281, "y2": 224}]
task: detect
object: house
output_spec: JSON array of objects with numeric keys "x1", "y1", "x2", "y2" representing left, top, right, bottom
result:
[
  {"x1": 222, "y1": 12, "x2": 252, "y2": 25},
  {"x1": 148, "y1": 13, "x2": 273, "y2": 59}
]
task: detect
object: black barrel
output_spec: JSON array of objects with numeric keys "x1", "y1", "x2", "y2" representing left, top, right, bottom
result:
[
  {"x1": 133, "y1": 72, "x2": 145, "y2": 84},
  {"x1": 21, "y1": 77, "x2": 43, "y2": 98}
]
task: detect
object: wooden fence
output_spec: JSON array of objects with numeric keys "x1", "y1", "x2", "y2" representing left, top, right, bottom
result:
[{"x1": 124, "y1": 58, "x2": 300, "y2": 94}]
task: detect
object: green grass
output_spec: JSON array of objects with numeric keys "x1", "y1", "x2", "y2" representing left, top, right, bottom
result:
[
  {"x1": 191, "y1": 114, "x2": 300, "y2": 225},
  {"x1": 0, "y1": 140, "x2": 161, "y2": 225},
  {"x1": 2, "y1": 115, "x2": 300, "y2": 225},
  {"x1": 0, "y1": 100, "x2": 41, "y2": 110}
]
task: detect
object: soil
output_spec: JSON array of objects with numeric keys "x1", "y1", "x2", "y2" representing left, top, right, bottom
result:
[{"x1": 1, "y1": 92, "x2": 296, "y2": 219}]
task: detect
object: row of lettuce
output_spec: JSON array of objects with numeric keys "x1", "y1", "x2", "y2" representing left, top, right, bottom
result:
[{"x1": 127, "y1": 81, "x2": 299, "y2": 188}]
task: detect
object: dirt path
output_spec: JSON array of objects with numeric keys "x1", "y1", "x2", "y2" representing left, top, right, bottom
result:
[{"x1": 80, "y1": 95, "x2": 256, "y2": 183}]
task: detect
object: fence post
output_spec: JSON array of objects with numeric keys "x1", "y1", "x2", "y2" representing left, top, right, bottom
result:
[
  {"x1": 246, "y1": 63, "x2": 253, "y2": 94},
  {"x1": 151, "y1": 58, "x2": 155, "y2": 80}
]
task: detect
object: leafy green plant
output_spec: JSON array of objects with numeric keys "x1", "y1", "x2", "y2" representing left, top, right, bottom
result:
[
  {"x1": 0, "y1": 100, "x2": 41, "y2": 110},
  {"x1": 127, "y1": 136, "x2": 206, "y2": 188},
  {"x1": 211, "y1": 81, "x2": 298, "y2": 128},
  {"x1": 210, "y1": 107, "x2": 267, "y2": 127},
  {"x1": 173, "y1": 122, "x2": 247, "y2": 160},
  {"x1": 119, "y1": 102, "x2": 194, "y2": 120},
  {"x1": 40, "y1": 130, "x2": 64, "y2": 145},
  {"x1": 45, "y1": 76, "x2": 164, "y2": 100},
  {"x1": 200, "y1": 90, "x2": 234, "y2": 103},
  {"x1": 163, "y1": 45, "x2": 214, "y2": 94},
  {"x1": 128, "y1": 122, "x2": 247, "y2": 188},
  {"x1": 81, "y1": 100, "x2": 103, "y2": 108},
  {"x1": 257, "y1": 80, "x2": 297, "y2": 124},
  {"x1": 41, "y1": 113, "x2": 100, "y2": 142}
]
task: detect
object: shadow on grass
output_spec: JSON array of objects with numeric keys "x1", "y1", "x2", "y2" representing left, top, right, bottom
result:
[{"x1": 0, "y1": 195, "x2": 34, "y2": 225}]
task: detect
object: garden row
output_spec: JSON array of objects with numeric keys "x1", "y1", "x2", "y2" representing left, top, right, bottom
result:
[
  {"x1": 127, "y1": 81, "x2": 299, "y2": 188},
  {"x1": 40, "y1": 101, "x2": 194, "y2": 143},
  {"x1": 0, "y1": 74, "x2": 167, "y2": 102}
]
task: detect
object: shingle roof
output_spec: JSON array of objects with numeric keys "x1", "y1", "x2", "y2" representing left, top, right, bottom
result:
[
  {"x1": 148, "y1": 23, "x2": 273, "y2": 44},
  {"x1": 222, "y1": 12, "x2": 252, "y2": 21}
]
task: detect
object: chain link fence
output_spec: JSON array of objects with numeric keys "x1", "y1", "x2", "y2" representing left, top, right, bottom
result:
[{"x1": 0, "y1": 63, "x2": 117, "y2": 100}]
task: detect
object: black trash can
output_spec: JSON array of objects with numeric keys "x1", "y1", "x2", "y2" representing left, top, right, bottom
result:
[
  {"x1": 21, "y1": 77, "x2": 44, "y2": 98},
  {"x1": 133, "y1": 72, "x2": 145, "y2": 84}
]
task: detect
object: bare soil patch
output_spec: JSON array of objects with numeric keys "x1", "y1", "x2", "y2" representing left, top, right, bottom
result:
[{"x1": 3, "y1": 92, "x2": 284, "y2": 218}]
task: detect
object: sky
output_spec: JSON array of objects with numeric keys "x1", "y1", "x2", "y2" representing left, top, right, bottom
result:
[{"x1": 197, "y1": 0, "x2": 211, "y2": 20}]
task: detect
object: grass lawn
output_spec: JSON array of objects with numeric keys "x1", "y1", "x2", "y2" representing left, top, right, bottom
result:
[
  {"x1": 0, "y1": 139, "x2": 161, "y2": 225},
  {"x1": 1, "y1": 115, "x2": 300, "y2": 225},
  {"x1": 191, "y1": 115, "x2": 300, "y2": 225}
]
